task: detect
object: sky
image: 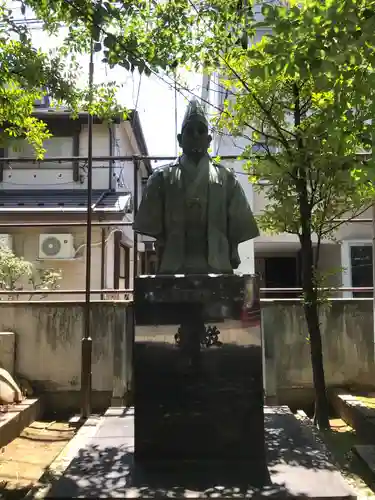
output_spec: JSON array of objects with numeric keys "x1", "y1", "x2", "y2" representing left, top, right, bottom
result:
[{"x1": 11, "y1": 2, "x2": 207, "y2": 160}]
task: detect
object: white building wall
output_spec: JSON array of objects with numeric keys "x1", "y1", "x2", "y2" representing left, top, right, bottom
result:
[
  {"x1": 79, "y1": 124, "x2": 111, "y2": 190},
  {"x1": 0, "y1": 117, "x2": 146, "y2": 295},
  {"x1": 204, "y1": 74, "x2": 256, "y2": 274},
  {"x1": 2, "y1": 227, "x2": 109, "y2": 300},
  {"x1": 1, "y1": 123, "x2": 112, "y2": 191},
  {"x1": 111, "y1": 122, "x2": 147, "y2": 256}
]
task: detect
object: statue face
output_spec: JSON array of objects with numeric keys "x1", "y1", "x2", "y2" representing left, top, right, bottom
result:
[{"x1": 177, "y1": 120, "x2": 212, "y2": 158}]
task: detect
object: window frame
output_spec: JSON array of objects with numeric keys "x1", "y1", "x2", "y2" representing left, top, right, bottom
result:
[
  {"x1": 340, "y1": 239, "x2": 372, "y2": 298},
  {"x1": 6, "y1": 135, "x2": 75, "y2": 169},
  {"x1": 0, "y1": 120, "x2": 81, "y2": 182}
]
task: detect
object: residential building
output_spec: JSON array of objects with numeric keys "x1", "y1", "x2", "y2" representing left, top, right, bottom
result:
[
  {"x1": 203, "y1": 62, "x2": 373, "y2": 298},
  {"x1": 0, "y1": 101, "x2": 152, "y2": 299}
]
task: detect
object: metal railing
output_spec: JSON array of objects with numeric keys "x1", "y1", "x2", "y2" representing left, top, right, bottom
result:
[
  {"x1": 259, "y1": 286, "x2": 373, "y2": 293},
  {"x1": 4, "y1": 149, "x2": 375, "y2": 415},
  {"x1": 0, "y1": 286, "x2": 371, "y2": 301}
]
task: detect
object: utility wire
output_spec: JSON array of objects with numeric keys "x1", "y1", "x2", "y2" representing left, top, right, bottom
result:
[{"x1": 61, "y1": 0, "x2": 226, "y2": 116}]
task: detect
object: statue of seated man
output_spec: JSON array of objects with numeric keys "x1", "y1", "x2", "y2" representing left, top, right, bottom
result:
[{"x1": 134, "y1": 98, "x2": 259, "y2": 275}]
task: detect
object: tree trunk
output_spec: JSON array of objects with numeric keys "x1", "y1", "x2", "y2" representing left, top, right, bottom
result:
[
  {"x1": 300, "y1": 237, "x2": 330, "y2": 429},
  {"x1": 294, "y1": 81, "x2": 330, "y2": 429}
]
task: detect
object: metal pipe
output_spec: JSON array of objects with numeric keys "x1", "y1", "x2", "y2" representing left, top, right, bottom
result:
[
  {"x1": 0, "y1": 219, "x2": 367, "y2": 227},
  {"x1": 258, "y1": 286, "x2": 372, "y2": 292},
  {"x1": 1, "y1": 153, "x2": 370, "y2": 163},
  {"x1": 133, "y1": 158, "x2": 139, "y2": 284},
  {"x1": 81, "y1": 41, "x2": 94, "y2": 420},
  {"x1": 0, "y1": 221, "x2": 132, "y2": 227},
  {"x1": 0, "y1": 285, "x2": 370, "y2": 294},
  {"x1": 100, "y1": 228, "x2": 106, "y2": 300},
  {"x1": 0, "y1": 288, "x2": 132, "y2": 294},
  {"x1": 108, "y1": 124, "x2": 114, "y2": 189},
  {"x1": 0, "y1": 155, "x2": 241, "y2": 163},
  {"x1": 332, "y1": 218, "x2": 372, "y2": 223}
]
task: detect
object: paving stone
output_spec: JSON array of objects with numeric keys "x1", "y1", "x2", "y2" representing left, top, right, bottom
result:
[{"x1": 46, "y1": 407, "x2": 356, "y2": 499}]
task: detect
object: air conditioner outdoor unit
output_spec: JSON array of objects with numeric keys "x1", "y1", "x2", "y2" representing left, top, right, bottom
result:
[
  {"x1": 39, "y1": 234, "x2": 75, "y2": 260},
  {"x1": 0, "y1": 234, "x2": 13, "y2": 251}
]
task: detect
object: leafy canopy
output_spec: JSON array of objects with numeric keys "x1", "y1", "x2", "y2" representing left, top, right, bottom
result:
[
  {"x1": 215, "y1": 0, "x2": 375, "y2": 242},
  {"x1": 0, "y1": 1, "x2": 126, "y2": 157},
  {"x1": 23, "y1": 0, "x2": 251, "y2": 74}
]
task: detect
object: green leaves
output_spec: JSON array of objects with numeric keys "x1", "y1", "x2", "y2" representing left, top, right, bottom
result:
[
  {"x1": 24, "y1": 0, "x2": 252, "y2": 75},
  {"x1": 0, "y1": 2, "x2": 130, "y2": 154},
  {"x1": 215, "y1": 0, "x2": 375, "y2": 250},
  {"x1": 0, "y1": 245, "x2": 62, "y2": 300}
]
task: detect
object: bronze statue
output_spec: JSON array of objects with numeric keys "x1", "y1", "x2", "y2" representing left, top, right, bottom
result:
[{"x1": 133, "y1": 99, "x2": 259, "y2": 275}]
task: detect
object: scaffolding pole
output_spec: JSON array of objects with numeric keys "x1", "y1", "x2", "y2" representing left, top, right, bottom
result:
[
  {"x1": 81, "y1": 41, "x2": 94, "y2": 420},
  {"x1": 0, "y1": 221, "x2": 133, "y2": 228},
  {"x1": 133, "y1": 157, "x2": 139, "y2": 283},
  {"x1": 0, "y1": 155, "x2": 241, "y2": 163}
]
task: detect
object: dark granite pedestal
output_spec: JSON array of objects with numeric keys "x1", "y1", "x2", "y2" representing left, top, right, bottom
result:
[
  {"x1": 134, "y1": 274, "x2": 268, "y2": 487},
  {"x1": 44, "y1": 279, "x2": 355, "y2": 498}
]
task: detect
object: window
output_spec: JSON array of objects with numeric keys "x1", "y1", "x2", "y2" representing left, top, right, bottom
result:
[
  {"x1": 7, "y1": 136, "x2": 74, "y2": 168},
  {"x1": 341, "y1": 241, "x2": 373, "y2": 298},
  {"x1": 350, "y1": 245, "x2": 372, "y2": 298}
]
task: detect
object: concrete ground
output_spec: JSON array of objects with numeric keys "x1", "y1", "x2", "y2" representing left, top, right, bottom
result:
[{"x1": 37, "y1": 406, "x2": 355, "y2": 499}]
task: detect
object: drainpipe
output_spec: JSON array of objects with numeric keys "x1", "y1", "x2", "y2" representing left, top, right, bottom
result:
[
  {"x1": 108, "y1": 124, "x2": 114, "y2": 190},
  {"x1": 100, "y1": 227, "x2": 106, "y2": 300},
  {"x1": 91, "y1": 191, "x2": 111, "y2": 301}
]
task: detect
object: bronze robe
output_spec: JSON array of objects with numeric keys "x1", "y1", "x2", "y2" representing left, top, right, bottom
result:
[{"x1": 133, "y1": 154, "x2": 259, "y2": 274}]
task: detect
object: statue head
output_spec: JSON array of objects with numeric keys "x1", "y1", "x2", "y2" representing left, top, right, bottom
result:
[{"x1": 177, "y1": 99, "x2": 212, "y2": 161}]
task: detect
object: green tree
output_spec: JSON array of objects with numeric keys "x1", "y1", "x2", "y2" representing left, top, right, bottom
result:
[
  {"x1": 19, "y1": 0, "x2": 375, "y2": 427},
  {"x1": 0, "y1": 1, "x2": 125, "y2": 157},
  {"x1": 23, "y1": 0, "x2": 249, "y2": 75},
  {"x1": 214, "y1": 2, "x2": 374, "y2": 428},
  {"x1": 0, "y1": 246, "x2": 62, "y2": 300},
  {"x1": 2, "y1": 0, "x2": 248, "y2": 158}
]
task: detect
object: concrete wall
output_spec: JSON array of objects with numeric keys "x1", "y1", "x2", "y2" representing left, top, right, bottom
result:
[
  {"x1": 2, "y1": 298, "x2": 373, "y2": 411},
  {"x1": 0, "y1": 301, "x2": 133, "y2": 411},
  {"x1": 263, "y1": 300, "x2": 374, "y2": 405}
]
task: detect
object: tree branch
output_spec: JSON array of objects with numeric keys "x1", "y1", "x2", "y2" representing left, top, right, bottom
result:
[{"x1": 320, "y1": 202, "x2": 374, "y2": 236}]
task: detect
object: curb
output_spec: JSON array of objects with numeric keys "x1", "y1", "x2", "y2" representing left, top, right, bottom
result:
[{"x1": 0, "y1": 398, "x2": 42, "y2": 449}]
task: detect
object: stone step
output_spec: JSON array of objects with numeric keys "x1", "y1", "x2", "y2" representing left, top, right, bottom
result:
[
  {"x1": 353, "y1": 445, "x2": 375, "y2": 477},
  {"x1": 331, "y1": 389, "x2": 375, "y2": 443},
  {"x1": 0, "y1": 398, "x2": 42, "y2": 452}
]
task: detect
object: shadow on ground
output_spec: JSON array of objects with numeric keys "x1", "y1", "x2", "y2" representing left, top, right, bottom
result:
[
  {"x1": 321, "y1": 420, "x2": 375, "y2": 496},
  {"x1": 0, "y1": 482, "x2": 30, "y2": 500},
  {"x1": 40, "y1": 337, "x2": 354, "y2": 499},
  {"x1": 44, "y1": 407, "x2": 353, "y2": 498}
]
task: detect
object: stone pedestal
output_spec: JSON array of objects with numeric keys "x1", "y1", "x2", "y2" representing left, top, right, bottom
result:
[{"x1": 134, "y1": 274, "x2": 267, "y2": 485}]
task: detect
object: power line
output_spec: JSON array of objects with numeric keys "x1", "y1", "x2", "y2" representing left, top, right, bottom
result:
[
  {"x1": 8, "y1": 2, "x2": 227, "y2": 119},
  {"x1": 61, "y1": 0, "x2": 226, "y2": 115}
]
